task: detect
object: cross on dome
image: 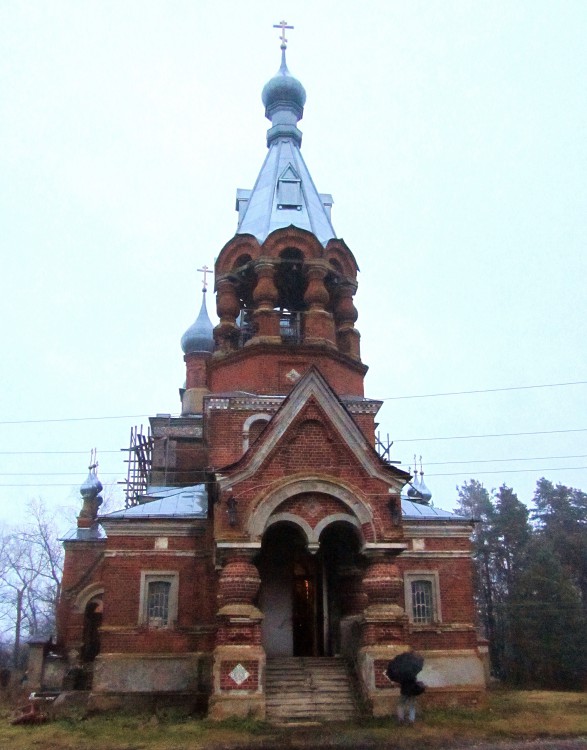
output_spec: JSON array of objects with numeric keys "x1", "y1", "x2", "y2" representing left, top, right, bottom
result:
[
  {"x1": 273, "y1": 20, "x2": 293, "y2": 50},
  {"x1": 197, "y1": 265, "x2": 212, "y2": 291}
]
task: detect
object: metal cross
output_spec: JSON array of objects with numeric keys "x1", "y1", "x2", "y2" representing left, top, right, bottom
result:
[
  {"x1": 197, "y1": 265, "x2": 212, "y2": 291},
  {"x1": 273, "y1": 20, "x2": 293, "y2": 50}
]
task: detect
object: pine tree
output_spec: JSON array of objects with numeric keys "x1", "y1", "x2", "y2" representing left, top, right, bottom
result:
[
  {"x1": 491, "y1": 485, "x2": 531, "y2": 679},
  {"x1": 533, "y1": 478, "x2": 587, "y2": 611},
  {"x1": 508, "y1": 538, "x2": 587, "y2": 688},
  {"x1": 455, "y1": 481, "x2": 500, "y2": 671}
]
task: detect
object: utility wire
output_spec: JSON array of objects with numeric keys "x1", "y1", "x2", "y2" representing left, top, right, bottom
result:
[
  {"x1": 427, "y1": 465, "x2": 587, "y2": 477},
  {"x1": 382, "y1": 379, "x2": 587, "y2": 401},
  {"x1": 0, "y1": 414, "x2": 150, "y2": 425},
  {"x1": 2, "y1": 455, "x2": 587, "y2": 476},
  {"x1": 1, "y1": 465, "x2": 586, "y2": 487},
  {"x1": 0, "y1": 427, "x2": 586, "y2": 456},
  {"x1": 394, "y1": 427, "x2": 587, "y2": 442},
  {"x1": 0, "y1": 379, "x2": 585, "y2": 426}
]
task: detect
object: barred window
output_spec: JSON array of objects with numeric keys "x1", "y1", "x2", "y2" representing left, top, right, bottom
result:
[
  {"x1": 411, "y1": 580, "x2": 433, "y2": 624},
  {"x1": 147, "y1": 581, "x2": 171, "y2": 626},
  {"x1": 139, "y1": 572, "x2": 178, "y2": 629},
  {"x1": 404, "y1": 572, "x2": 441, "y2": 626}
]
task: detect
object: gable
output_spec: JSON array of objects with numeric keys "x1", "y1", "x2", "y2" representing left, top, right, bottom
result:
[{"x1": 215, "y1": 368, "x2": 408, "y2": 491}]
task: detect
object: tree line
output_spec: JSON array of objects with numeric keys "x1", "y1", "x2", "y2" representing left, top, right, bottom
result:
[{"x1": 456, "y1": 477, "x2": 587, "y2": 689}]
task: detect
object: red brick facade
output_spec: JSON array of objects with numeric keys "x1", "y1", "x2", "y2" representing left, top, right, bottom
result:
[{"x1": 53, "y1": 64, "x2": 486, "y2": 717}]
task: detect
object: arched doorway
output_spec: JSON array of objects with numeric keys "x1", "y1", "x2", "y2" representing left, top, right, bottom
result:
[
  {"x1": 256, "y1": 520, "x2": 362, "y2": 657},
  {"x1": 80, "y1": 597, "x2": 102, "y2": 664}
]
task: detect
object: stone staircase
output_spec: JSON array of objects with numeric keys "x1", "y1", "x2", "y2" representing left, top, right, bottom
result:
[{"x1": 265, "y1": 657, "x2": 360, "y2": 723}]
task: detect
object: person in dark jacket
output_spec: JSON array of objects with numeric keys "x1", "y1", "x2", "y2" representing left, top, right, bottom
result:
[{"x1": 397, "y1": 677, "x2": 425, "y2": 724}]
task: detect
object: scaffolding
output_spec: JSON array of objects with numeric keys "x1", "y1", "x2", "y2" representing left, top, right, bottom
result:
[
  {"x1": 375, "y1": 432, "x2": 395, "y2": 465},
  {"x1": 120, "y1": 425, "x2": 153, "y2": 507}
]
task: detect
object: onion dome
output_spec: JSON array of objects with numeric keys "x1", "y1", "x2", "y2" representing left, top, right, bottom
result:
[
  {"x1": 78, "y1": 451, "x2": 103, "y2": 524},
  {"x1": 80, "y1": 463, "x2": 102, "y2": 501},
  {"x1": 407, "y1": 474, "x2": 422, "y2": 499},
  {"x1": 262, "y1": 48, "x2": 306, "y2": 147},
  {"x1": 262, "y1": 49, "x2": 306, "y2": 115},
  {"x1": 418, "y1": 473, "x2": 433, "y2": 504},
  {"x1": 181, "y1": 289, "x2": 214, "y2": 355}
]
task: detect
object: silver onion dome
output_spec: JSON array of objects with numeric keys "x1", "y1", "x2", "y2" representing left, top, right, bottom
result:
[
  {"x1": 262, "y1": 49, "x2": 306, "y2": 115},
  {"x1": 262, "y1": 48, "x2": 306, "y2": 147},
  {"x1": 80, "y1": 465, "x2": 103, "y2": 500},
  {"x1": 181, "y1": 289, "x2": 214, "y2": 355}
]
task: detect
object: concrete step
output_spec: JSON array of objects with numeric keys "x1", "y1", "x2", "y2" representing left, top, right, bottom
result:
[{"x1": 265, "y1": 657, "x2": 359, "y2": 723}]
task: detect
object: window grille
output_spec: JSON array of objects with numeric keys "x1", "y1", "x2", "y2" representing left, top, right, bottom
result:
[
  {"x1": 280, "y1": 311, "x2": 302, "y2": 343},
  {"x1": 147, "y1": 581, "x2": 171, "y2": 626},
  {"x1": 411, "y1": 579, "x2": 433, "y2": 624}
]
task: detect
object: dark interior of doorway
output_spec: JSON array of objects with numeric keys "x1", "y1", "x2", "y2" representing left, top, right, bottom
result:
[{"x1": 257, "y1": 520, "x2": 361, "y2": 658}]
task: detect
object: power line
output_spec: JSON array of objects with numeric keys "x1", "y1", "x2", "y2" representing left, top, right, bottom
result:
[
  {"x1": 395, "y1": 427, "x2": 587, "y2": 443},
  {"x1": 0, "y1": 414, "x2": 150, "y2": 426},
  {"x1": 2, "y1": 454, "x2": 587, "y2": 476},
  {"x1": 426, "y1": 454, "x2": 587, "y2": 466},
  {"x1": 0, "y1": 427, "x2": 585, "y2": 458},
  {"x1": 0, "y1": 379, "x2": 585, "y2": 426},
  {"x1": 428, "y1": 466, "x2": 587, "y2": 477},
  {"x1": 382, "y1": 379, "x2": 587, "y2": 401},
  {"x1": 1, "y1": 465, "x2": 586, "y2": 487},
  {"x1": 0, "y1": 450, "x2": 122, "y2": 455}
]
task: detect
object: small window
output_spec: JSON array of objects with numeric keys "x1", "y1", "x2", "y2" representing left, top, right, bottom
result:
[
  {"x1": 404, "y1": 572, "x2": 441, "y2": 626},
  {"x1": 277, "y1": 165, "x2": 302, "y2": 210},
  {"x1": 147, "y1": 581, "x2": 171, "y2": 627},
  {"x1": 411, "y1": 580, "x2": 433, "y2": 624},
  {"x1": 139, "y1": 572, "x2": 178, "y2": 628}
]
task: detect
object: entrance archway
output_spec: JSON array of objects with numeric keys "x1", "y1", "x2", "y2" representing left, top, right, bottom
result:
[
  {"x1": 80, "y1": 597, "x2": 102, "y2": 663},
  {"x1": 256, "y1": 519, "x2": 362, "y2": 657}
]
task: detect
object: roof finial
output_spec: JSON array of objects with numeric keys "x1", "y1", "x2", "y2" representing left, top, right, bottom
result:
[
  {"x1": 197, "y1": 264, "x2": 211, "y2": 292},
  {"x1": 273, "y1": 20, "x2": 293, "y2": 51}
]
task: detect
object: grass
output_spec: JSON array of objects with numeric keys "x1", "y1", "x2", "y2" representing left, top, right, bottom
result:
[{"x1": 0, "y1": 689, "x2": 586, "y2": 749}]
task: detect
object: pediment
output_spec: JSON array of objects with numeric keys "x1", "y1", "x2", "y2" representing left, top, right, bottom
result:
[{"x1": 216, "y1": 368, "x2": 408, "y2": 490}]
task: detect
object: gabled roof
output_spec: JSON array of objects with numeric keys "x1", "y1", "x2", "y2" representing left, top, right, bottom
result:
[
  {"x1": 216, "y1": 367, "x2": 409, "y2": 489},
  {"x1": 101, "y1": 484, "x2": 208, "y2": 520},
  {"x1": 236, "y1": 138, "x2": 336, "y2": 246},
  {"x1": 401, "y1": 499, "x2": 471, "y2": 521}
]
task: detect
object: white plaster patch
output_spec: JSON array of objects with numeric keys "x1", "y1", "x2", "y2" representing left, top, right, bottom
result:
[
  {"x1": 412, "y1": 538, "x2": 425, "y2": 551},
  {"x1": 229, "y1": 663, "x2": 250, "y2": 686},
  {"x1": 154, "y1": 537, "x2": 169, "y2": 550}
]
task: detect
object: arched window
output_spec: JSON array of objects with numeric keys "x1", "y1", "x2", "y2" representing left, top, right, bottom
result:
[{"x1": 242, "y1": 413, "x2": 271, "y2": 451}]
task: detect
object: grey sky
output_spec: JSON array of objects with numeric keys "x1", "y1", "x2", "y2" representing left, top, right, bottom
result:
[{"x1": 1, "y1": 1, "x2": 586, "y2": 527}]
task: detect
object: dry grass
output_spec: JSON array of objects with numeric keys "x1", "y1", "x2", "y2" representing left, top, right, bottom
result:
[{"x1": 0, "y1": 689, "x2": 586, "y2": 750}]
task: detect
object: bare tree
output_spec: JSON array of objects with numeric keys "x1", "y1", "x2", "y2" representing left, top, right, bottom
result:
[{"x1": 0, "y1": 499, "x2": 64, "y2": 666}]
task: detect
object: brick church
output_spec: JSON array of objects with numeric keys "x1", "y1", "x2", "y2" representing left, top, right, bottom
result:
[{"x1": 48, "y1": 32, "x2": 487, "y2": 720}]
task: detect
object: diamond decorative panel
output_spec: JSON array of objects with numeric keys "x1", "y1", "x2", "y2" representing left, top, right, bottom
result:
[{"x1": 229, "y1": 663, "x2": 250, "y2": 686}]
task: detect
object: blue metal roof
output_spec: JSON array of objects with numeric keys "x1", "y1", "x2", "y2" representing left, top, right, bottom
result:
[
  {"x1": 235, "y1": 48, "x2": 336, "y2": 247},
  {"x1": 401, "y1": 499, "x2": 470, "y2": 521},
  {"x1": 60, "y1": 524, "x2": 107, "y2": 542},
  {"x1": 236, "y1": 137, "x2": 336, "y2": 246},
  {"x1": 102, "y1": 484, "x2": 208, "y2": 520}
]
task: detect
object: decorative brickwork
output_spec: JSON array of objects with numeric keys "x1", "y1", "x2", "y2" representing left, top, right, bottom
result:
[{"x1": 219, "y1": 660, "x2": 259, "y2": 691}]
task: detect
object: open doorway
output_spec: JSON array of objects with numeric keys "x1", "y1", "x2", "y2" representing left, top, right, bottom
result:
[{"x1": 257, "y1": 519, "x2": 361, "y2": 657}]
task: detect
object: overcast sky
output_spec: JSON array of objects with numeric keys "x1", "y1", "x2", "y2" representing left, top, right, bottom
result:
[{"x1": 1, "y1": 1, "x2": 586, "y2": 529}]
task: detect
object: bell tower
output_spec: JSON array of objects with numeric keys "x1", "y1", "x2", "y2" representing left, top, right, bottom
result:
[{"x1": 209, "y1": 36, "x2": 365, "y2": 399}]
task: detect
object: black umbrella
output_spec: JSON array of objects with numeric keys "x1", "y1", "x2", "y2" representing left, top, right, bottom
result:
[{"x1": 386, "y1": 651, "x2": 424, "y2": 683}]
